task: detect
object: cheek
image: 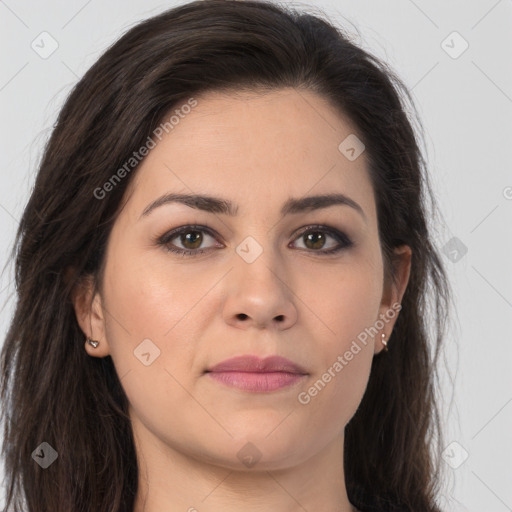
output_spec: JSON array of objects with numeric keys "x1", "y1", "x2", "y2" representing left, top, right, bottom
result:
[
  {"x1": 293, "y1": 252, "x2": 382, "y2": 426},
  {"x1": 102, "y1": 244, "x2": 215, "y2": 340},
  {"x1": 99, "y1": 253, "x2": 215, "y2": 435},
  {"x1": 296, "y1": 251, "x2": 383, "y2": 346},
  {"x1": 100, "y1": 244, "x2": 227, "y2": 401},
  {"x1": 299, "y1": 317, "x2": 375, "y2": 439}
]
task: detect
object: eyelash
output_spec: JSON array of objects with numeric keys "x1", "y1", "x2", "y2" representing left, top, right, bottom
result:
[{"x1": 156, "y1": 224, "x2": 354, "y2": 257}]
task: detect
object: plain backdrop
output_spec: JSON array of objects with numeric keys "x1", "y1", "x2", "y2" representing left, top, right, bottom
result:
[{"x1": 1, "y1": 0, "x2": 511, "y2": 510}]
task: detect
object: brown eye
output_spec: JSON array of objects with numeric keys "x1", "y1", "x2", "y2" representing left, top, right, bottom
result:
[
  {"x1": 303, "y1": 231, "x2": 327, "y2": 250},
  {"x1": 291, "y1": 225, "x2": 353, "y2": 254},
  {"x1": 158, "y1": 225, "x2": 223, "y2": 256},
  {"x1": 179, "y1": 231, "x2": 203, "y2": 249}
]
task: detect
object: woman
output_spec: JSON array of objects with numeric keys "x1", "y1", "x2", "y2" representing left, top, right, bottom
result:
[{"x1": 0, "y1": 1, "x2": 452, "y2": 511}]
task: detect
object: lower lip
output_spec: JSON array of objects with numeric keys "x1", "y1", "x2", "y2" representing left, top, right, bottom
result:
[{"x1": 206, "y1": 371, "x2": 306, "y2": 392}]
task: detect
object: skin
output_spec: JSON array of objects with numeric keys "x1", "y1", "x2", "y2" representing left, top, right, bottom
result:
[{"x1": 73, "y1": 87, "x2": 411, "y2": 512}]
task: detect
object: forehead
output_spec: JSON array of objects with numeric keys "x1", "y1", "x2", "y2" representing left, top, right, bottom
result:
[{"x1": 123, "y1": 87, "x2": 376, "y2": 221}]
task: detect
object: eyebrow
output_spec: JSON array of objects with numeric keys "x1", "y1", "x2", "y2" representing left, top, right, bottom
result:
[{"x1": 140, "y1": 192, "x2": 367, "y2": 222}]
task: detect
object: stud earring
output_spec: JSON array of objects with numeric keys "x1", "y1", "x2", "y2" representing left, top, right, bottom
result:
[
  {"x1": 381, "y1": 333, "x2": 388, "y2": 352},
  {"x1": 86, "y1": 338, "x2": 99, "y2": 348}
]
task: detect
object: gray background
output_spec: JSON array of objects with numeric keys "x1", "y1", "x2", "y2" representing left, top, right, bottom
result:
[{"x1": 1, "y1": 0, "x2": 511, "y2": 510}]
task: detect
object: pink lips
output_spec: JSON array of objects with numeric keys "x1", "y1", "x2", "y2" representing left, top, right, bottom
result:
[{"x1": 205, "y1": 355, "x2": 308, "y2": 392}]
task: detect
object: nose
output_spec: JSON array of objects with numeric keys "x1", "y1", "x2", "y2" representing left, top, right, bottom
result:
[{"x1": 222, "y1": 250, "x2": 298, "y2": 331}]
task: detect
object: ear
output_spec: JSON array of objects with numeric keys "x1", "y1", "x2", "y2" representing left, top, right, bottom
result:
[
  {"x1": 71, "y1": 274, "x2": 111, "y2": 358},
  {"x1": 374, "y1": 244, "x2": 412, "y2": 354}
]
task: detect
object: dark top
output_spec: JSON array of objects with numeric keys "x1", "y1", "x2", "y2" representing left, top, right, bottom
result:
[{"x1": 349, "y1": 485, "x2": 411, "y2": 512}]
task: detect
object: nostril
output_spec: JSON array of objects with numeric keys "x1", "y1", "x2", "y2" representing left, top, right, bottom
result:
[
  {"x1": 275, "y1": 315, "x2": 284, "y2": 322},
  {"x1": 237, "y1": 313, "x2": 248, "y2": 320}
]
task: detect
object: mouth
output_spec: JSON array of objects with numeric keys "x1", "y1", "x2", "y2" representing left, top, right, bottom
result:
[
  {"x1": 206, "y1": 354, "x2": 308, "y2": 373},
  {"x1": 205, "y1": 370, "x2": 306, "y2": 392},
  {"x1": 204, "y1": 355, "x2": 308, "y2": 393}
]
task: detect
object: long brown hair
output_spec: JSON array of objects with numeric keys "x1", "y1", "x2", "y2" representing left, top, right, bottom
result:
[{"x1": 1, "y1": 1, "x2": 452, "y2": 510}]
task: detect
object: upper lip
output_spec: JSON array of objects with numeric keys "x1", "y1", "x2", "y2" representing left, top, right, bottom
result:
[{"x1": 206, "y1": 355, "x2": 308, "y2": 374}]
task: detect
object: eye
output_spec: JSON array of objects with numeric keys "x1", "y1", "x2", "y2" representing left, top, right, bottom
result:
[
  {"x1": 290, "y1": 225, "x2": 353, "y2": 254},
  {"x1": 156, "y1": 223, "x2": 353, "y2": 257},
  {"x1": 157, "y1": 225, "x2": 223, "y2": 256}
]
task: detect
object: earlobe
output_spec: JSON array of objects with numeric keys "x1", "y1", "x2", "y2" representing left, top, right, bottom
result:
[{"x1": 84, "y1": 337, "x2": 107, "y2": 357}]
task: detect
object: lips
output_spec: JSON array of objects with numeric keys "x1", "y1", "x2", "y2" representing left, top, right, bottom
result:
[
  {"x1": 206, "y1": 355, "x2": 308, "y2": 375},
  {"x1": 205, "y1": 355, "x2": 308, "y2": 392}
]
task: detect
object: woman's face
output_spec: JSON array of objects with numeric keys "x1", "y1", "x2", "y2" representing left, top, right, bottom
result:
[{"x1": 76, "y1": 87, "x2": 410, "y2": 471}]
